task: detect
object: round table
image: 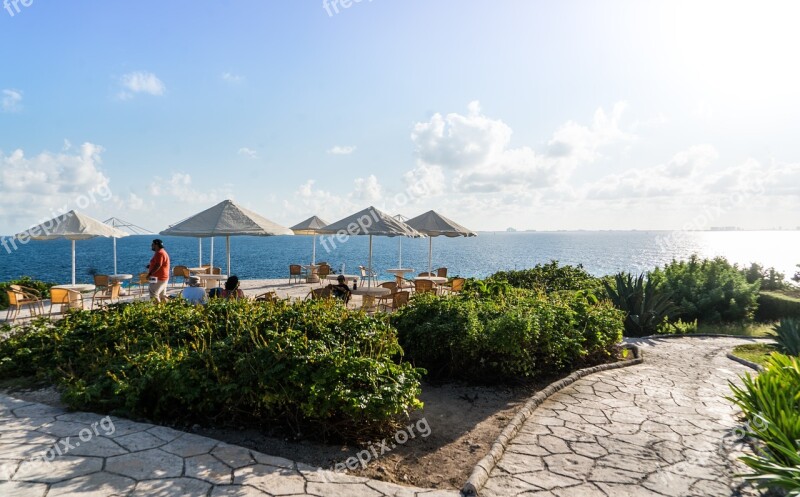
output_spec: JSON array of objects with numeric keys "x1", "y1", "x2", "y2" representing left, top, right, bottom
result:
[
  {"x1": 196, "y1": 274, "x2": 228, "y2": 287},
  {"x1": 414, "y1": 276, "x2": 448, "y2": 284},
  {"x1": 386, "y1": 268, "x2": 414, "y2": 287},
  {"x1": 352, "y1": 286, "x2": 391, "y2": 311},
  {"x1": 108, "y1": 274, "x2": 133, "y2": 296},
  {"x1": 302, "y1": 265, "x2": 319, "y2": 283}
]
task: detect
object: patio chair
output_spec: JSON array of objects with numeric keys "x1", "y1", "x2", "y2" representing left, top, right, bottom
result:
[
  {"x1": 5, "y1": 286, "x2": 44, "y2": 322},
  {"x1": 379, "y1": 281, "x2": 397, "y2": 294},
  {"x1": 199, "y1": 265, "x2": 213, "y2": 274},
  {"x1": 93, "y1": 274, "x2": 110, "y2": 296},
  {"x1": 171, "y1": 265, "x2": 190, "y2": 288},
  {"x1": 317, "y1": 263, "x2": 332, "y2": 284},
  {"x1": 289, "y1": 264, "x2": 303, "y2": 284},
  {"x1": 254, "y1": 291, "x2": 279, "y2": 302},
  {"x1": 129, "y1": 273, "x2": 149, "y2": 299},
  {"x1": 378, "y1": 291, "x2": 410, "y2": 313},
  {"x1": 414, "y1": 279, "x2": 436, "y2": 295},
  {"x1": 359, "y1": 266, "x2": 378, "y2": 286},
  {"x1": 440, "y1": 277, "x2": 465, "y2": 296},
  {"x1": 436, "y1": 267, "x2": 448, "y2": 278},
  {"x1": 92, "y1": 282, "x2": 121, "y2": 310},
  {"x1": 49, "y1": 288, "x2": 82, "y2": 316},
  {"x1": 306, "y1": 287, "x2": 332, "y2": 300},
  {"x1": 211, "y1": 267, "x2": 222, "y2": 275}
]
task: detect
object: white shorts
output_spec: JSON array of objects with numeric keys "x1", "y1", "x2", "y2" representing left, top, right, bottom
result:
[{"x1": 149, "y1": 280, "x2": 168, "y2": 299}]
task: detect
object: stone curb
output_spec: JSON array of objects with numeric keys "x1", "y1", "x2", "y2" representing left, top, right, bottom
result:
[
  {"x1": 725, "y1": 353, "x2": 764, "y2": 372},
  {"x1": 637, "y1": 333, "x2": 775, "y2": 340},
  {"x1": 460, "y1": 344, "x2": 643, "y2": 497}
]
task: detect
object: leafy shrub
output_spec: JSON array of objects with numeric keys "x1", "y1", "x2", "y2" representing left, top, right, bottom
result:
[
  {"x1": 756, "y1": 291, "x2": 800, "y2": 321},
  {"x1": 489, "y1": 261, "x2": 601, "y2": 293},
  {"x1": 603, "y1": 272, "x2": 679, "y2": 337},
  {"x1": 771, "y1": 318, "x2": 800, "y2": 356},
  {"x1": 0, "y1": 277, "x2": 57, "y2": 309},
  {"x1": 649, "y1": 255, "x2": 759, "y2": 323},
  {"x1": 728, "y1": 354, "x2": 800, "y2": 493},
  {"x1": 390, "y1": 289, "x2": 623, "y2": 382},
  {"x1": 742, "y1": 263, "x2": 787, "y2": 291},
  {"x1": 0, "y1": 299, "x2": 423, "y2": 441},
  {"x1": 658, "y1": 318, "x2": 698, "y2": 335}
]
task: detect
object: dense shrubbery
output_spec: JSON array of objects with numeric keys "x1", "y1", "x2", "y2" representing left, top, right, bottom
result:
[
  {"x1": 489, "y1": 261, "x2": 601, "y2": 293},
  {"x1": 742, "y1": 263, "x2": 787, "y2": 291},
  {"x1": 0, "y1": 299, "x2": 423, "y2": 441},
  {"x1": 729, "y1": 354, "x2": 800, "y2": 494},
  {"x1": 756, "y1": 291, "x2": 800, "y2": 322},
  {"x1": 390, "y1": 290, "x2": 623, "y2": 382},
  {"x1": 603, "y1": 273, "x2": 679, "y2": 337},
  {"x1": 649, "y1": 255, "x2": 759, "y2": 323},
  {"x1": 0, "y1": 277, "x2": 56, "y2": 309}
]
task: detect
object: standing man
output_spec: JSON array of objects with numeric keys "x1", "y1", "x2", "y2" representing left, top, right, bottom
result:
[{"x1": 146, "y1": 239, "x2": 170, "y2": 302}]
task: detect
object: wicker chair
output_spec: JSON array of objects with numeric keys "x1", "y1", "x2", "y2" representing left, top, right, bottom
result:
[
  {"x1": 289, "y1": 264, "x2": 303, "y2": 284},
  {"x1": 306, "y1": 287, "x2": 332, "y2": 300},
  {"x1": 317, "y1": 264, "x2": 332, "y2": 284},
  {"x1": 5, "y1": 286, "x2": 44, "y2": 322},
  {"x1": 414, "y1": 279, "x2": 436, "y2": 295},
  {"x1": 171, "y1": 265, "x2": 190, "y2": 287},
  {"x1": 92, "y1": 282, "x2": 121, "y2": 309},
  {"x1": 435, "y1": 267, "x2": 448, "y2": 278},
  {"x1": 378, "y1": 291, "x2": 410, "y2": 313},
  {"x1": 49, "y1": 288, "x2": 82, "y2": 316},
  {"x1": 440, "y1": 277, "x2": 465, "y2": 296}
]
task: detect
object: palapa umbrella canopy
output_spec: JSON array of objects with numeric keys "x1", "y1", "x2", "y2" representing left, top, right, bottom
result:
[
  {"x1": 317, "y1": 206, "x2": 421, "y2": 287},
  {"x1": 290, "y1": 215, "x2": 329, "y2": 266},
  {"x1": 15, "y1": 210, "x2": 129, "y2": 285},
  {"x1": 160, "y1": 199, "x2": 292, "y2": 275},
  {"x1": 406, "y1": 210, "x2": 477, "y2": 274}
]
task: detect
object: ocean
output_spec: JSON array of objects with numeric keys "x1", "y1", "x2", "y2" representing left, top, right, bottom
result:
[{"x1": 1, "y1": 231, "x2": 798, "y2": 285}]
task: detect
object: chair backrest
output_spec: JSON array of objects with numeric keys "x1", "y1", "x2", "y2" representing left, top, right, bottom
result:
[
  {"x1": 211, "y1": 267, "x2": 222, "y2": 275},
  {"x1": 317, "y1": 264, "x2": 331, "y2": 278},
  {"x1": 50, "y1": 288, "x2": 72, "y2": 305},
  {"x1": 309, "y1": 287, "x2": 332, "y2": 300},
  {"x1": 255, "y1": 291, "x2": 278, "y2": 302},
  {"x1": 379, "y1": 281, "x2": 397, "y2": 294},
  {"x1": 393, "y1": 291, "x2": 410, "y2": 308},
  {"x1": 173, "y1": 265, "x2": 188, "y2": 277},
  {"x1": 414, "y1": 279, "x2": 435, "y2": 294},
  {"x1": 450, "y1": 277, "x2": 466, "y2": 292},
  {"x1": 418, "y1": 272, "x2": 433, "y2": 277},
  {"x1": 436, "y1": 267, "x2": 448, "y2": 278},
  {"x1": 94, "y1": 274, "x2": 110, "y2": 287},
  {"x1": 138, "y1": 272, "x2": 150, "y2": 284},
  {"x1": 6, "y1": 290, "x2": 20, "y2": 306},
  {"x1": 289, "y1": 264, "x2": 302, "y2": 276}
]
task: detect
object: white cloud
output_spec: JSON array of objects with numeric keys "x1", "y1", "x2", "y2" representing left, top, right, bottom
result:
[
  {"x1": 222, "y1": 72, "x2": 244, "y2": 83},
  {"x1": 148, "y1": 173, "x2": 229, "y2": 204},
  {"x1": 411, "y1": 101, "x2": 635, "y2": 195},
  {"x1": 118, "y1": 71, "x2": 165, "y2": 100},
  {"x1": 352, "y1": 175, "x2": 382, "y2": 202},
  {"x1": 0, "y1": 143, "x2": 112, "y2": 229},
  {"x1": 2, "y1": 89, "x2": 22, "y2": 112},
  {"x1": 327, "y1": 145, "x2": 357, "y2": 155},
  {"x1": 238, "y1": 147, "x2": 258, "y2": 159}
]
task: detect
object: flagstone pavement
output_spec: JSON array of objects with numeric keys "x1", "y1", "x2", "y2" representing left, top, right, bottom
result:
[{"x1": 0, "y1": 336, "x2": 765, "y2": 496}]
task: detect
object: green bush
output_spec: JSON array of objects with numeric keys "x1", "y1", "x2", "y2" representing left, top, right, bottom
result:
[
  {"x1": 489, "y1": 261, "x2": 601, "y2": 293},
  {"x1": 390, "y1": 289, "x2": 623, "y2": 382},
  {"x1": 603, "y1": 272, "x2": 679, "y2": 337},
  {"x1": 0, "y1": 277, "x2": 57, "y2": 309},
  {"x1": 0, "y1": 299, "x2": 423, "y2": 441},
  {"x1": 649, "y1": 255, "x2": 759, "y2": 323},
  {"x1": 728, "y1": 354, "x2": 800, "y2": 494},
  {"x1": 756, "y1": 291, "x2": 800, "y2": 321},
  {"x1": 742, "y1": 263, "x2": 787, "y2": 291},
  {"x1": 771, "y1": 318, "x2": 800, "y2": 356}
]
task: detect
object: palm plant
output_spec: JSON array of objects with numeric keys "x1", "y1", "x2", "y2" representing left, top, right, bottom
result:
[
  {"x1": 603, "y1": 272, "x2": 680, "y2": 337},
  {"x1": 772, "y1": 318, "x2": 800, "y2": 356}
]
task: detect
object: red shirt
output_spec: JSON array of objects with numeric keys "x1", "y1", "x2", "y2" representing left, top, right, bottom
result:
[{"x1": 148, "y1": 248, "x2": 170, "y2": 281}]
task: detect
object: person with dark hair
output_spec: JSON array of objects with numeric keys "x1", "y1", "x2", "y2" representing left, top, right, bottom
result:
[
  {"x1": 146, "y1": 239, "x2": 170, "y2": 303},
  {"x1": 221, "y1": 275, "x2": 245, "y2": 299},
  {"x1": 328, "y1": 274, "x2": 352, "y2": 304}
]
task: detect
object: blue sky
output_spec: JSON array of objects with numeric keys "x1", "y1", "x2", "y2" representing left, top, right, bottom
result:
[{"x1": 2, "y1": 0, "x2": 799, "y2": 233}]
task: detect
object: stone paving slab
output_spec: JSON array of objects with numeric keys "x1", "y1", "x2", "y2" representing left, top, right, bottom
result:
[
  {"x1": 0, "y1": 394, "x2": 460, "y2": 497},
  {"x1": 480, "y1": 337, "x2": 764, "y2": 497}
]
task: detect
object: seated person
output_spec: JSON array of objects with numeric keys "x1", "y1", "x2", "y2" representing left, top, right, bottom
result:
[
  {"x1": 181, "y1": 276, "x2": 207, "y2": 305},
  {"x1": 221, "y1": 275, "x2": 245, "y2": 300},
  {"x1": 327, "y1": 274, "x2": 352, "y2": 304}
]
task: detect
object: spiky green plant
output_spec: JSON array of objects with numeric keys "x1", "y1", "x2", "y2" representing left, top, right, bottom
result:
[
  {"x1": 603, "y1": 272, "x2": 679, "y2": 337},
  {"x1": 772, "y1": 318, "x2": 800, "y2": 356}
]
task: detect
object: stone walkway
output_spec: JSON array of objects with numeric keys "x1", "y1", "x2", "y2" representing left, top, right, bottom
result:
[
  {"x1": 481, "y1": 336, "x2": 762, "y2": 497},
  {"x1": 0, "y1": 337, "x2": 764, "y2": 496}
]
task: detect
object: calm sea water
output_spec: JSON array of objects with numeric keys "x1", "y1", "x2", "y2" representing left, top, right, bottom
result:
[{"x1": 1, "y1": 231, "x2": 798, "y2": 284}]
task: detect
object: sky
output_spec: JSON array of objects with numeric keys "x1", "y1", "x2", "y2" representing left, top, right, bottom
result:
[{"x1": 1, "y1": 0, "x2": 799, "y2": 234}]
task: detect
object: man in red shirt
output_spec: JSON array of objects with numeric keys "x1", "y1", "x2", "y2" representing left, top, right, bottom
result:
[{"x1": 146, "y1": 239, "x2": 170, "y2": 302}]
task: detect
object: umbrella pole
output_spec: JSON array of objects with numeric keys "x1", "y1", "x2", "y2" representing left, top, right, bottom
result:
[
  {"x1": 210, "y1": 238, "x2": 214, "y2": 270},
  {"x1": 226, "y1": 236, "x2": 231, "y2": 275},
  {"x1": 368, "y1": 235, "x2": 373, "y2": 288},
  {"x1": 113, "y1": 237, "x2": 118, "y2": 275},
  {"x1": 428, "y1": 237, "x2": 432, "y2": 274},
  {"x1": 312, "y1": 233, "x2": 316, "y2": 265},
  {"x1": 72, "y1": 240, "x2": 76, "y2": 285},
  {"x1": 198, "y1": 239, "x2": 202, "y2": 267},
  {"x1": 399, "y1": 238, "x2": 402, "y2": 268}
]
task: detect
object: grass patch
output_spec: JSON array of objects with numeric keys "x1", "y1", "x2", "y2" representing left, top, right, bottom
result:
[
  {"x1": 731, "y1": 343, "x2": 778, "y2": 367},
  {"x1": 695, "y1": 321, "x2": 776, "y2": 337}
]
